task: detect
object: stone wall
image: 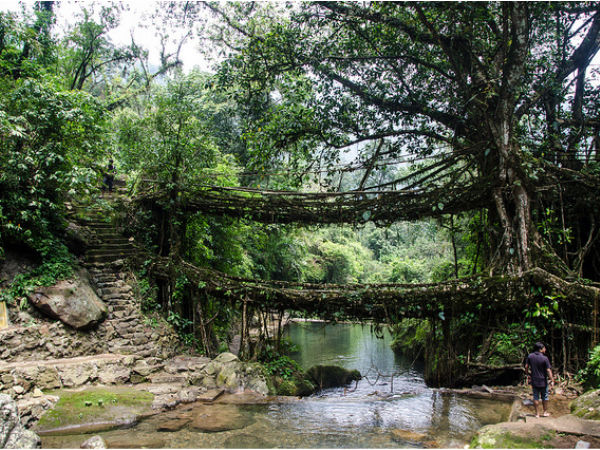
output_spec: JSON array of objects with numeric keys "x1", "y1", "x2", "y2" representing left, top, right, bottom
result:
[{"x1": 0, "y1": 265, "x2": 182, "y2": 363}]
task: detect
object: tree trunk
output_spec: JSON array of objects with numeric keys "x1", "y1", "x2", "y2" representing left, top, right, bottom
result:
[{"x1": 488, "y1": 117, "x2": 534, "y2": 275}]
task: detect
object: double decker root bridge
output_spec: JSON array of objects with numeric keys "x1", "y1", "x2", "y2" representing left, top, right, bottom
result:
[{"x1": 134, "y1": 179, "x2": 600, "y2": 328}]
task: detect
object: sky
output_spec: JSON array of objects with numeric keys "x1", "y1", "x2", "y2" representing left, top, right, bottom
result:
[{"x1": 0, "y1": 1, "x2": 217, "y2": 73}]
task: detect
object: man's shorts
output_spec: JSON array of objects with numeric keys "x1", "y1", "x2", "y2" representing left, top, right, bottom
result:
[{"x1": 532, "y1": 385, "x2": 549, "y2": 401}]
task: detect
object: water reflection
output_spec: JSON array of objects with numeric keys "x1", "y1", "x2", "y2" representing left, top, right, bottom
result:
[{"x1": 41, "y1": 321, "x2": 512, "y2": 448}]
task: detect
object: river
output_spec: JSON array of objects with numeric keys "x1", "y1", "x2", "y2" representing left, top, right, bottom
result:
[{"x1": 41, "y1": 321, "x2": 511, "y2": 448}]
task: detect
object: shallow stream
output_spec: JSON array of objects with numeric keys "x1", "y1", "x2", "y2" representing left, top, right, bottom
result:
[{"x1": 41, "y1": 321, "x2": 511, "y2": 448}]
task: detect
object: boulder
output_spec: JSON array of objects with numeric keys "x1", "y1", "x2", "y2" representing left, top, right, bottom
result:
[
  {"x1": 306, "y1": 365, "x2": 361, "y2": 390},
  {"x1": 571, "y1": 389, "x2": 600, "y2": 420},
  {"x1": 0, "y1": 394, "x2": 41, "y2": 449},
  {"x1": 214, "y1": 352, "x2": 239, "y2": 363},
  {"x1": 27, "y1": 270, "x2": 107, "y2": 330},
  {"x1": 64, "y1": 222, "x2": 96, "y2": 255}
]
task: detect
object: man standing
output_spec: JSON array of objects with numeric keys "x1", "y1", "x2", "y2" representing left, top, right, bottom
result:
[{"x1": 525, "y1": 342, "x2": 554, "y2": 418}]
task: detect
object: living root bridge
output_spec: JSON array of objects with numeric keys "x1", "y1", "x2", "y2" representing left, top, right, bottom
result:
[
  {"x1": 137, "y1": 183, "x2": 490, "y2": 225},
  {"x1": 151, "y1": 258, "x2": 600, "y2": 323}
]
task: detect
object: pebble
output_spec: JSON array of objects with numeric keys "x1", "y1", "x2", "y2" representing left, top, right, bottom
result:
[
  {"x1": 12, "y1": 385, "x2": 24, "y2": 394},
  {"x1": 33, "y1": 388, "x2": 44, "y2": 398}
]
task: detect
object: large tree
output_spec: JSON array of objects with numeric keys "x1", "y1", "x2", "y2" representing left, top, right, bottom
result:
[{"x1": 203, "y1": 1, "x2": 600, "y2": 279}]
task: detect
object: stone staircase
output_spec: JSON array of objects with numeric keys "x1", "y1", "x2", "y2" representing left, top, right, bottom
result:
[{"x1": 73, "y1": 198, "x2": 178, "y2": 358}]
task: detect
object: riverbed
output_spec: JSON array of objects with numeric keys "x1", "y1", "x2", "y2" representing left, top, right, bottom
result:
[{"x1": 41, "y1": 321, "x2": 512, "y2": 448}]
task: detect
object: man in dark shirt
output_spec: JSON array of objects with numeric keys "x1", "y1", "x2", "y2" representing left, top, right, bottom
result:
[{"x1": 525, "y1": 342, "x2": 554, "y2": 418}]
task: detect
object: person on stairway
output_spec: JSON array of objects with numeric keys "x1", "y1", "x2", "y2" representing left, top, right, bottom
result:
[
  {"x1": 525, "y1": 342, "x2": 554, "y2": 418},
  {"x1": 102, "y1": 159, "x2": 115, "y2": 195}
]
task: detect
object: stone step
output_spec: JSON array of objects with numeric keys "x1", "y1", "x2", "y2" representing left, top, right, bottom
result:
[
  {"x1": 86, "y1": 253, "x2": 135, "y2": 264},
  {"x1": 87, "y1": 245, "x2": 135, "y2": 253},
  {"x1": 91, "y1": 276, "x2": 118, "y2": 284},
  {"x1": 102, "y1": 294, "x2": 132, "y2": 302},
  {"x1": 79, "y1": 221, "x2": 113, "y2": 228},
  {"x1": 89, "y1": 236, "x2": 131, "y2": 244},
  {"x1": 94, "y1": 281, "x2": 124, "y2": 288}
]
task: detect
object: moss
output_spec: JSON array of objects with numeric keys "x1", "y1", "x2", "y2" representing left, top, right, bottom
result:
[
  {"x1": 306, "y1": 365, "x2": 361, "y2": 390},
  {"x1": 570, "y1": 389, "x2": 600, "y2": 420},
  {"x1": 471, "y1": 429, "x2": 556, "y2": 448},
  {"x1": 37, "y1": 388, "x2": 154, "y2": 431},
  {"x1": 271, "y1": 375, "x2": 316, "y2": 396},
  {"x1": 390, "y1": 318, "x2": 430, "y2": 360}
]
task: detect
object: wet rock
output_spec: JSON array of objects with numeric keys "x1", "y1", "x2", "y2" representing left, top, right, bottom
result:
[
  {"x1": 0, "y1": 394, "x2": 41, "y2": 449},
  {"x1": 157, "y1": 417, "x2": 190, "y2": 432},
  {"x1": 27, "y1": 270, "x2": 107, "y2": 330},
  {"x1": 391, "y1": 429, "x2": 428, "y2": 442},
  {"x1": 224, "y1": 433, "x2": 271, "y2": 448},
  {"x1": 106, "y1": 436, "x2": 166, "y2": 449},
  {"x1": 189, "y1": 404, "x2": 252, "y2": 432},
  {"x1": 80, "y1": 435, "x2": 107, "y2": 449}
]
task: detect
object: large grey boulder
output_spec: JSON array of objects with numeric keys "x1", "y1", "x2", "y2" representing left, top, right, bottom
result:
[
  {"x1": 27, "y1": 269, "x2": 107, "y2": 330},
  {"x1": 0, "y1": 394, "x2": 41, "y2": 449}
]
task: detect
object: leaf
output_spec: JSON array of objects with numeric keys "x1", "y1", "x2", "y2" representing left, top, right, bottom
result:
[
  {"x1": 362, "y1": 210, "x2": 371, "y2": 221},
  {"x1": 438, "y1": 311, "x2": 445, "y2": 321}
]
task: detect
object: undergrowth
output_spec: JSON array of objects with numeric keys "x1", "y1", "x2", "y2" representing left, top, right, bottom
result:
[{"x1": 0, "y1": 239, "x2": 75, "y2": 309}]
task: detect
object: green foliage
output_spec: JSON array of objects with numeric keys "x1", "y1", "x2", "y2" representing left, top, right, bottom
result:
[
  {"x1": 258, "y1": 339, "x2": 301, "y2": 380},
  {"x1": 577, "y1": 345, "x2": 600, "y2": 389},
  {"x1": 390, "y1": 319, "x2": 430, "y2": 360},
  {"x1": 114, "y1": 71, "x2": 230, "y2": 190},
  {"x1": 0, "y1": 241, "x2": 74, "y2": 308}
]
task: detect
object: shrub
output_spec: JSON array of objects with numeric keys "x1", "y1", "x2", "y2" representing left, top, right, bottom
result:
[{"x1": 578, "y1": 345, "x2": 600, "y2": 389}]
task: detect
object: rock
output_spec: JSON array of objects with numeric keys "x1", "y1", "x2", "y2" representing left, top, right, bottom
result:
[
  {"x1": 32, "y1": 388, "x2": 44, "y2": 398},
  {"x1": 216, "y1": 365, "x2": 240, "y2": 390},
  {"x1": 571, "y1": 389, "x2": 600, "y2": 420},
  {"x1": 223, "y1": 433, "x2": 271, "y2": 448},
  {"x1": 214, "y1": 352, "x2": 239, "y2": 363},
  {"x1": 80, "y1": 435, "x2": 107, "y2": 449},
  {"x1": 196, "y1": 389, "x2": 225, "y2": 403},
  {"x1": 64, "y1": 223, "x2": 96, "y2": 255},
  {"x1": 391, "y1": 429, "x2": 428, "y2": 442},
  {"x1": 97, "y1": 365, "x2": 131, "y2": 385},
  {"x1": 12, "y1": 386, "x2": 24, "y2": 395},
  {"x1": 0, "y1": 394, "x2": 41, "y2": 449},
  {"x1": 306, "y1": 365, "x2": 362, "y2": 390},
  {"x1": 27, "y1": 270, "x2": 107, "y2": 330},
  {"x1": 576, "y1": 441, "x2": 591, "y2": 449},
  {"x1": 58, "y1": 364, "x2": 95, "y2": 387},
  {"x1": 157, "y1": 418, "x2": 190, "y2": 432},
  {"x1": 189, "y1": 404, "x2": 252, "y2": 432}
]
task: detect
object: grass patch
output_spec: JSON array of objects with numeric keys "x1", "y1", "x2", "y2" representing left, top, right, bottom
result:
[{"x1": 37, "y1": 388, "x2": 154, "y2": 431}]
